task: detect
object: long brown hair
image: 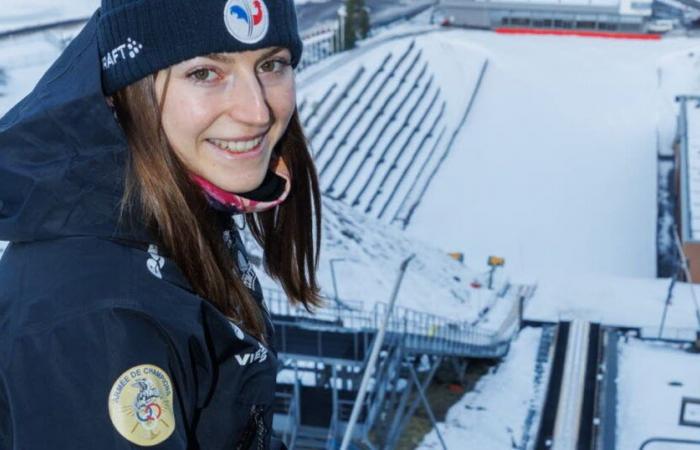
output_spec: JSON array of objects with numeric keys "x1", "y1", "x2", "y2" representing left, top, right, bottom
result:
[{"x1": 112, "y1": 73, "x2": 322, "y2": 340}]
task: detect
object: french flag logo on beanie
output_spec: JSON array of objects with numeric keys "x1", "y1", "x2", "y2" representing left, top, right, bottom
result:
[{"x1": 224, "y1": 0, "x2": 270, "y2": 44}]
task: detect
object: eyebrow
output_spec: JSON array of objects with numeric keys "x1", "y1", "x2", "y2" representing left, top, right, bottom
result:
[{"x1": 203, "y1": 47, "x2": 289, "y2": 64}]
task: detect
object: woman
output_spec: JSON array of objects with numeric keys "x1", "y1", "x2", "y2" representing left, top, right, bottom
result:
[{"x1": 0, "y1": 0, "x2": 320, "y2": 448}]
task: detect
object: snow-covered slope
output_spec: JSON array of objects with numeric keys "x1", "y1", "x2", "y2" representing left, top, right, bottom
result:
[
  {"x1": 254, "y1": 196, "x2": 518, "y2": 323},
  {"x1": 294, "y1": 26, "x2": 700, "y2": 330},
  {"x1": 297, "y1": 28, "x2": 488, "y2": 225},
  {"x1": 418, "y1": 327, "x2": 550, "y2": 449},
  {"x1": 395, "y1": 29, "x2": 700, "y2": 329},
  {"x1": 405, "y1": 29, "x2": 697, "y2": 281}
]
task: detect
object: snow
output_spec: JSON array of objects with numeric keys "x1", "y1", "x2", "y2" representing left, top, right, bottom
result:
[
  {"x1": 297, "y1": 26, "x2": 489, "y2": 227},
  {"x1": 0, "y1": 33, "x2": 71, "y2": 116},
  {"x1": 1, "y1": 0, "x2": 97, "y2": 34},
  {"x1": 0, "y1": 15, "x2": 521, "y2": 339},
  {"x1": 253, "y1": 197, "x2": 519, "y2": 326},
  {"x1": 617, "y1": 338, "x2": 700, "y2": 448},
  {"x1": 657, "y1": 46, "x2": 700, "y2": 156},
  {"x1": 418, "y1": 327, "x2": 550, "y2": 449},
  {"x1": 395, "y1": 29, "x2": 700, "y2": 329},
  {"x1": 3, "y1": 7, "x2": 700, "y2": 448},
  {"x1": 526, "y1": 274, "x2": 700, "y2": 331},
  {"x1": 406, "y1": 29, "x2": 690, "y2": 280}
]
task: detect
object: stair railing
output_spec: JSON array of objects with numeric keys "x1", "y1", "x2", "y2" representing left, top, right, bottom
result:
[{"x1": 639, "y1": 437, "x2": 700, "y2": 449}]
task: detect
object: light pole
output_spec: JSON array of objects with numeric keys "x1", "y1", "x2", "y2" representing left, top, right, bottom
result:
[
  {"x1": 329, "y1": 257, "x2": 360, "y2": 311},
  {"x1": 329, "y1": 257, "x2": 344, "y2": 308},
  {"x1": 337, "y1": 6, "x2": 347, "y2": 52}
]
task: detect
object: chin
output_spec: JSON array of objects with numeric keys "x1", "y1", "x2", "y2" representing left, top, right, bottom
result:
[{"x1": 213, "y1": 173, "x2": 266, "y2": 194}]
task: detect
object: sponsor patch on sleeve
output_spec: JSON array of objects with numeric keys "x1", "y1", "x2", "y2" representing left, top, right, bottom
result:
[{"x1": 107, "y1": 364, "x2": 176, "y2": 446}]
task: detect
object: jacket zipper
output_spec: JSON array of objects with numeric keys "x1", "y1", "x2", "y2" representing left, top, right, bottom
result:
[{"x1": 236, "y1": 405, "x2": 267, "y2": 450}]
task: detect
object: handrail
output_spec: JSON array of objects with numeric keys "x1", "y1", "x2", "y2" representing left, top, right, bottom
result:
[
  {"x1": 297, "y1": 26, "x2": 340, "y2": 72},
  {"x1": 639, "y1": 326, "x2": 699, "y2": 342},
  {"x1": 264, "y1": 282, "x2": 522, "y2": 356},
  {"x1": 640, "y1": 437, "x2": 700, "y2": 449}
]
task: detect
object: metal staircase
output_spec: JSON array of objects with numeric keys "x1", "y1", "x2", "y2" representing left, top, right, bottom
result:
[{"x1": 267, "y1": 284, "x2": 531, "y2": 449}]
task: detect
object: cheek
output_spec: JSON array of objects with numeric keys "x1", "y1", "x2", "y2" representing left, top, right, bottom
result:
[
  {"x1": 161, "y1": 93, "x2": 216, "y2": 155},
  {"x1": 268, "y1": 84, "x2": 296, "y2": 127}
]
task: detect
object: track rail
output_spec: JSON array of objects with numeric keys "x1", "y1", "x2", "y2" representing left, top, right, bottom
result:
[{"x1": 535, "y1": 320, "x2": 602, "y2": 450}]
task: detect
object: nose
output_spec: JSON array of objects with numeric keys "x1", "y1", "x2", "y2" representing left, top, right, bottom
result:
[{"x1": 225, "y1": 71, "x2": 272, "y2": 129}]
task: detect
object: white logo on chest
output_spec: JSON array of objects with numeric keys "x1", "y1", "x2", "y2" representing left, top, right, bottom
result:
[
  {"x1": 146, "y1": 244, "x2": 165, "y2": 279},
  {"x1": 235, "y1": 342, "x2": 268, "y2": 366}
]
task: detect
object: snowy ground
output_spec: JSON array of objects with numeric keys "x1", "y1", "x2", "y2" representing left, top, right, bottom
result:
[
  {"x1": 418, "y1": 327, "x2": 550, "y2": 449},
  {"x1": 527, "y1": 274, "x2": 700, "y2": 332},
  {"x1": 617, "y1": 337, "x2": 700, "y2": 448}
]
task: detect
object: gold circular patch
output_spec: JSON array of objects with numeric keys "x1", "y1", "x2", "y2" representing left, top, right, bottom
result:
[{"x1": 107, "y1": 364, "x2": 176, "y2": 447}]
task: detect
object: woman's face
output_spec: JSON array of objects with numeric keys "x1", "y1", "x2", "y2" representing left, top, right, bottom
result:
[{"x1": 154, "y1": 46, "x2": 295, "y2": 193}]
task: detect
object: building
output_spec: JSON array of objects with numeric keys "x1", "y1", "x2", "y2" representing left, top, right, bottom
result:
[
  {"x1": 675, "y1": 95, "x2": 700, "y2": 281},
  {"x1": 436, "y1": 0, "x2": 654, "y2": 32}
]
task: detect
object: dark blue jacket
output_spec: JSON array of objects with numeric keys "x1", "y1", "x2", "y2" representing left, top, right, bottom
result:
[{"x1": 0, "y1": 12, "x2": 280, "y2": 450}]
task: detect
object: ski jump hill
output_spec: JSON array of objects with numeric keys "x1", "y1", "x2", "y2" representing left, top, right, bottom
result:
[{"x1": 257, "y1": 28, "x2": 540, "y2": 449}]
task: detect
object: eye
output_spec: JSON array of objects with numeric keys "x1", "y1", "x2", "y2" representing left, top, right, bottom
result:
[
  {"x1": 187, "y1": 68, "x2": 219, "y2": 83},
  {"x1": 258, "y1": 59, "x2": 291, "y2": 74}
]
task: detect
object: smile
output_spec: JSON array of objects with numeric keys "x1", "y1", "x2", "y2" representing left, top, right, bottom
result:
[{"x1": 207, "y1": 135, "x2": 264, "y2": 153}]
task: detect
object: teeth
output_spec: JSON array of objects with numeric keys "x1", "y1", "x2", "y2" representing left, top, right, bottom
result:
[{"x1": 209, "y1": 136, "x2": 263, "y2": 153}]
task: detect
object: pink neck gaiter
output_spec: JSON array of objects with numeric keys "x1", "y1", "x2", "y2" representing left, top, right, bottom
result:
[{"x1": 190, "y1": 157, "x2": 291, "y2": 214}]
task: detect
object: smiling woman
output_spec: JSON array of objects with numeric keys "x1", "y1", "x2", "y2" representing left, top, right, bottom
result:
[
  {"x1": 0, "y1": 0, "x2": 319, "y2": 449},
  {"x1": 155, "y1": 47, "x2": 296, "y2": 193}
]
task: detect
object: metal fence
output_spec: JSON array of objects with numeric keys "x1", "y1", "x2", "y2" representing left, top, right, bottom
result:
[
  {"x1": 297, "y1": 25, "x2": 342, "y2": 72},
  {"x1": 264, "y1": 286, "x2": 519, "y2": 358}
]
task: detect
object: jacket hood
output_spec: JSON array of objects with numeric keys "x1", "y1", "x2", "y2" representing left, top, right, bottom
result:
[{"x1": 0, "y1": 11, "x2": 151, "y2": 244}]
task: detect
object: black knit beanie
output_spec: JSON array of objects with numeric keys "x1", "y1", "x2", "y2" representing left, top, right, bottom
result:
[{"x1": 97, "y1": 0, "x2": 303, "y2": 95}]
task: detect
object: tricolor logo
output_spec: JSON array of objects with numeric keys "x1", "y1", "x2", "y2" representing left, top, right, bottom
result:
[{"x1": 224, "y1": 0, "x2": 269, "y2": 44}]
